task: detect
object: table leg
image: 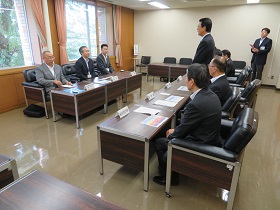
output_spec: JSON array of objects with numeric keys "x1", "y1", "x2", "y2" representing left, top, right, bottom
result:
[
  {"x1": 50, "y1": 93, "x2": 56, "y2": 122},
  {"x1": 74, "y1": 95, "x2": 80, "y2": 129},
  {"x1": 144, "y1": 140, "x2": 149, "y2": 192},
  {"x1": 97, "y1": 127, "x2": 104, "y2": 175}
]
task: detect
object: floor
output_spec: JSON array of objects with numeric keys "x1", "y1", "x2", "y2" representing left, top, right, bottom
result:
[{"x1": 0, "y1": 76, "x2": 279, "y2": 210}]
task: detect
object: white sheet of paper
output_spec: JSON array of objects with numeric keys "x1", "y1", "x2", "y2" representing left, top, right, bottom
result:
[
  {"x1": 61, "y1": 85, "x2": 74, "y2": 88},
  {"x1": 133, "y1": 106, "x2": 161, "y2": 115},
  {"x1": 153, "y1": 100, "x2": 177, "y2": 107},
  {"x1": 94, "y1": 80, "x2": 111, "y2": 84},
  {"x1": 177, "y1": 86, "x2": 189, "y2": 91},
  {"x1": 165, "y1": 95, "x2": 184, "y2": 103},
  {"x1": 160, "y1": 93, "x2": 171, "y2": 96}
]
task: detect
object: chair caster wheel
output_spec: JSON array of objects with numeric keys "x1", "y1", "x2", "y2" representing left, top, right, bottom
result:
[{"x1": 166, "y1": 192, "x2": 171, "y2": 198}]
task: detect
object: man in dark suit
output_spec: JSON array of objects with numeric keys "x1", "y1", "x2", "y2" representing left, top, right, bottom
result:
[
  {"x1": 193, "y1": 18, "x2": 215, "y2": 66},
  {"x1": 153, "y1": 64, "x2": 222, "y2": 186},
  {"x1": 251, "y1": 28, "x2": 272, "y2": 80},
  {"x1": 36, "y1": 51, "x2": 72, "y2": 101},
  {"x1": 222, "y1": 49, "x2": 235, "y2": 77},
  {"x1": 96, "y1": 44, "x2": 114, "y2": 75},
  {"x1": 208, "y1": 56, "x2": 231, "y2": 106},
  {"x1": 75, "y1": 46, "x2": 96, "y2": 81}
]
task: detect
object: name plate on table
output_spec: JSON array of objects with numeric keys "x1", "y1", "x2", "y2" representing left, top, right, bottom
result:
[
  {"x1": 164, "y1": 82, "x2": 172, "y2": 89},
  {"x1": 110, "y1": 76, "x2": 119, "y2": 82},
  {"x1": 84, "y1": 83, "x2": 95, "y2": 91},
  {"x1": 177, "y1": 75, "x2": 183, "y2": 81},
  {"x1": 130, "y1": 71, "x2": 137, "y2": 76},
  {"x1": 115, "y1": 106, "x2": 130, "y2": 118},
  {"x1": 146, "y1": 92, "x2": 155, "y2": 101}
]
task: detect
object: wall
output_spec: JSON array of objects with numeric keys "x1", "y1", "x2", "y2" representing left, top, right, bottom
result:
[{"x1": 134, "y1": 3, "x2": 280, "y2": 86}]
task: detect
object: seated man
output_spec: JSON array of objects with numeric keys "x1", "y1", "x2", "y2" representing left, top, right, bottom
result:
[
  {"x1": 75, "y1": 46, "x2": 96, "y2": 81},
  {"x1": 153, "y1": 64, "x2": 222, "y2": 186},
  {"x1": 222, "y1": 49, "x2": 235, "y2": 77},
  {"x1": 36, "y1": 51, "x2": 72, "y2": 101},
  {"x1": 96, "y1": 44, "x2": 114, "y2": 75},
  {"x1": 208, "y1": 56, "x2": 232, "y2": 106}
]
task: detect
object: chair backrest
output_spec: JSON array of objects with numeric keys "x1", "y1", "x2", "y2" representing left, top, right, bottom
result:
[
  {"x1": 222, "y1": 87, "x2": 241, "y2": 113},
  {"x1": 235, "y1": 69, "x2": 248, "y2": 86},
  {"x1": 241, "y1": 79, "x2": 262, "y2": 107},
  {"x1": 141, "y1": 56, "x2": 151, "y2": 65},
  {"x1": 224, "y1": 107, "x2": 258, "y2": 153},
  {"x1": 164, "y1": 57, "x2": 176, "y2": 64},
  {"x1": 62, "y1": 63, "x2": 76, "y2": 76},
  {"x1": 233, "y1": 60, "x2": 246, "y2": 69},
  {"x1": 23, "y1": 69, "x2": 37, "y2": 82},
  {"x1": 179, "y1": 58, "x2": 192, "y2": 65}
]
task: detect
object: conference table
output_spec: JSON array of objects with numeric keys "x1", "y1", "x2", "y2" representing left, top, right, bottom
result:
[
  {"x1": 51, "y1": 71, "x2": 142, "y2": 128},
  {"x1": 97, "y1": 76, "x2": 191, "y2": 191},
  {"x1": 147, "y1": 62, "x2": 188, "y2": 82},
  {"x1": 0, "y1": 170, "x2": 125, "y2": 210},
  {"x1": 0, "y1": 154, "x2": 19, "y2": 189}
]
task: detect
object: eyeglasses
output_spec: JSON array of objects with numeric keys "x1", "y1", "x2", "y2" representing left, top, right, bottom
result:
[{"x1": 46, "y1": 56, "x2": 55, "y2": 60}]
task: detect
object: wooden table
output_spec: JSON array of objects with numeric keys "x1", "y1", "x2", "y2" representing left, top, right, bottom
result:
[
  {"x1": 51, "y1": 82, "x2": 106, "y2": 129},
  {"x1": 0, "y1": 154, "x2": 19, "y2": 189},
  {"x1": 97, "y1": 105, "x2": 175, "y2": 191},
  {"x1": 0, "y1": 170, "x2": 125, "y2": 210},
  {"x1": 147, "y1": 63, "x2": 188, "y2": 82}
]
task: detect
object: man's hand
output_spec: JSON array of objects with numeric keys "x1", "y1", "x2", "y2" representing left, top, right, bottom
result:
[
  {"x1": 53, "y1": 80, "x2": 62, "y2": 86},
  {"x1": 66, "y1": 81, "x2": 73, "y2": 85},
  {"x1": 166, "y1": 129, "x2": 174, "y2": 138},
  {"x1": 252, "y1": 48, "x2": 258, "y2": 53}
]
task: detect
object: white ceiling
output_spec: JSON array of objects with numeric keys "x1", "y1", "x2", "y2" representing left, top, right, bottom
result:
[{"x1": 100, "y1": 0, "x2": 280, "y2": 10}]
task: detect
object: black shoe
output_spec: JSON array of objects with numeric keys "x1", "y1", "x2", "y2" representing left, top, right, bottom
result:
[{"x1": 153, "y1": 176, "x2": 179, "y2": 186}]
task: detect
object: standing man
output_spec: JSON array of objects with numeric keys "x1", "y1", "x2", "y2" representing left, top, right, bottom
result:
[
  {"x1": 222, "y1": 49, "x2": 235, "y2": 77},
  {"x1": 96, "y1": 44, "x2": 114, "y2": 75},
  {"x1": 250, "y1": 28, "x2": 272, "y2": 80},
  {"x1": 153, "y1": 64, "x2": 221, "y2": 186},
  {"x1": 75, "y1": 46, "x2": 96, "y2": 81},
  {"x1": 208, "y1": 56, "x2": 231, "y2": 106},
  {"x1": 36, "y1": 51, "x2": 72, "y2": 101},
  {"x1": 193, "y1": 18, "x2": 215, "y2": 66}
]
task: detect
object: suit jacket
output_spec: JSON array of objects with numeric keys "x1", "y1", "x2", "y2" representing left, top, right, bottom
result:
[
  {"x1": 193, "y1": 34, "x2": 215, "y2": 66},
  {"x1": 225, "y1": 58, "x2": 235, "y2": 77},
  {"x1": 208, "y1": 75, "x2": 231, "y2": 106},
  {"x1": 75, "y1": 57, "x2": 95, "y2": 81},
  {"x1": 36, "y1": 63, "x2": 67, "y2": 94},
  {"x1": 168, "y1": 88, "x2": 221, "y2": 146},
  {"x1": 96, "y1": 53, "x2": 114, "y2": 75},
  {"x1": 251, "y1": 37, "x2": 272, "y2": 65}
]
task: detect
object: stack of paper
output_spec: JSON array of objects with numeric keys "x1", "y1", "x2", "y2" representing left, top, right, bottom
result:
[{"x1": 134, "y1": 106, "x2": 161, "y2": 115}]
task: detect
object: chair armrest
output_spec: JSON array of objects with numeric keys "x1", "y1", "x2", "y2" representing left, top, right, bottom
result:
[
  {"x1": 239, "y1": 97, "x2": 248, "y2": 103},
  {"x1": 22, "y1": 82, "x2": 44, "y2": 89},
  {"x1": 170, "y1": 138, "x2": 239, "y2": 162},
  {"x1": 229, "y1": 83, "x2": 242, "y2": 87},
  {"x1": 227, "y1": 77, "x2": 237, "y2": 83},
  {"x1": 221, "y1": 111, "x2": 230, "y2": 119},
  {"x1": 221, "y1": 118, "x2": 234, "y2": 128}
]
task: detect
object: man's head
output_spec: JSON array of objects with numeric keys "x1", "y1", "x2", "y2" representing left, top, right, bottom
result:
[
  {"x1": 101, "y1": 44, "x2": 109, "y2": 55},
  {"x1": 261, "y1": 27, "x2": 270, "y2": 39},
  {"x1": 186, "y1": 64, "x2": 209, "y2": 92},
  {"x1": 79, "y1": 46, "x2": 90, "y2": 59},
  {"x1": 222, "y1": 49, "x2": 231, "y2": 60},
  {"x1": 42, "y1": 51, "x2": 55, "y2": 66},
  {"x1": 208, "y1": 56, "x2": 226, "y2": 78},
  {"x1": 214, "y1": 48, "x2": 222, "y2": 56},
  {"x1": 197, "y1": 18, "x2": 212, "y2": 37}
]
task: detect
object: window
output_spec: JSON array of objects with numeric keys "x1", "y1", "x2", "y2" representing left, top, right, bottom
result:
[
  {"x1": 0, "y1": 0, "x2": 33, "y2": 68},
  {"x1": 65, "y1": 0, "x2": 107, "y2": 60}
]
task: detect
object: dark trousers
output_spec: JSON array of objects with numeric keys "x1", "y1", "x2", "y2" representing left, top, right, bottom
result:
[{"x1": 251, "y1": 62, "x2": 264, "y2": 80}]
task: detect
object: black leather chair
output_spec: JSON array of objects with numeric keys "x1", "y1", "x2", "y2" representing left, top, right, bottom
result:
[
  {"x1": 179, "y1": 58, "x2": 192, "y2": 65},
  {"x1": 22, "y1": 69, "x2": 49, "y2": 118},
  {"x1": 61, "y1": 63, "x2": 80, "y2": 83},
  {"x1": 163, "y1": 57, "x2": 176, "y2": 64},
  {"x1": 227, "y1": 69, "x2": 248, "y2": 87},
  {"x1": 233, "y1": 60, "x2": 246, "y2": 69},
  {"x1": 165, "y1": 107, "x2": 259, "y2": 210},
  {"x1": 222, "y1": 87, "x2": 241, "y2": 119},
  {"x1": 136, "y1": 56, "x2": 151, "y2": 73}
]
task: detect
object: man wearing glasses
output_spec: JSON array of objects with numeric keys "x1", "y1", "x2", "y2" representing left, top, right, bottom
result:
[{"x1": 36, "y1": 51, "x2": 72, "y2": 100}]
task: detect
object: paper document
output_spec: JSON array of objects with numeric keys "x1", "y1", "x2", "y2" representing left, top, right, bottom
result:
[
  {"x1": 165, "y1": 95, "x2": 184, "y2": 103},
  {"x1": 141, "y1": 115, "x2": 168, "y2": 127},
  {"x1": 61, "y1": 85, "x2": 74, "y2": 88},
  {"x1": 134, "y1": 106, "x2": 161, "y2": 115},
  {"x1": 94, "y1": 80, "x2": 111, "y2": 84},
  {"x1": 153, "y1": 100, "x2": 177, "y2": 107},
  {"x1": 160, "y1": 93, "x2": 170, "y2": 96},
  {"x1": 177, "y1": 86, "x2": 189, "y2": 91}
]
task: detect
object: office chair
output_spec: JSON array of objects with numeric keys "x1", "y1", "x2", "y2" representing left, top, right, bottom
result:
[
  {"x1": 179, "y1": 58, "x2": 192, "y2": 65},
  {"x1": 61, "y1": 63, "x2": 80, "y2": 83},
  {"x1": 22, "y1": 69, "x2": 49, "y2": 118},
  {"x1": 163, "y1": 57, "x2": 176, "y2": 64},
  {"x1": 136, "y1": 56, "x2": 151, "y2": 73},
  {"x1": 227, "y1": 69, "x2": 248, "y2": 88},
  {"x1": 165, "y1": 107, "x2": 258, "y2": 210},
  {"x1": 222, "y1": 87, "x2": 241, "y2": 119}
]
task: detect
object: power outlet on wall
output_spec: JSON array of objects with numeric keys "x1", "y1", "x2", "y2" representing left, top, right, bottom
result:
[{"x1": 271, "y1": 76, "x2": 274, "y2": 79}]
